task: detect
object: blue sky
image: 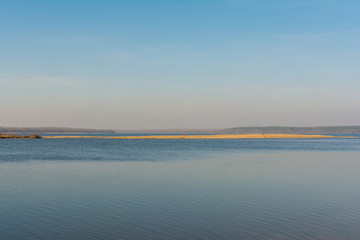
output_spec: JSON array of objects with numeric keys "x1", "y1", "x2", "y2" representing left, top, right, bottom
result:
[{"x1": 1, "y1": 0, "x2": 359, "y2": 129}]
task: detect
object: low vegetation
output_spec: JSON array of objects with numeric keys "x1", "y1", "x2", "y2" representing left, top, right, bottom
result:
[{"x1": 0, "y1": 134, "x2": 42, "y2": 139}]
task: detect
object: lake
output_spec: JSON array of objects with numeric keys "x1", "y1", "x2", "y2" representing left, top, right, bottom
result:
[{"x1": 1, "y1": 136, "x2": 360, "y2": 240}]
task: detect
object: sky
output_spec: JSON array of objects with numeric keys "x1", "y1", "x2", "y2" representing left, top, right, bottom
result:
[{"x1": 1, "y1": 0, "x2": 359, "y2": 129}]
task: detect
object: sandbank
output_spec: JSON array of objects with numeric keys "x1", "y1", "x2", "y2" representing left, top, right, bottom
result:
[{"x1": 42, "y1": 134, "x2": 347, "y2": 139}]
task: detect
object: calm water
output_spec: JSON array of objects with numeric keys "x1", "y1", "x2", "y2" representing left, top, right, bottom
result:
[{"x1": 1, "y1": 136, "x2": 360, "y2": 240}]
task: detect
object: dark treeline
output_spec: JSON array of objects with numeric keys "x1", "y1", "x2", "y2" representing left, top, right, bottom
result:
[{"x1": 0, "y1": 127, "x2": 116, "y2": 134}]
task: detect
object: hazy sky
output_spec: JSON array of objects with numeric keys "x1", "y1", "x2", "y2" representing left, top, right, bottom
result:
[{"x1": 1, "y1": 0, "x2": 359, "y2": 129}]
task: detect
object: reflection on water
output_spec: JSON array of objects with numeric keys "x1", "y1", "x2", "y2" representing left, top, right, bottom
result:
[{"x1": 1, "y1": 148, "x2": 360, "y2": 240}]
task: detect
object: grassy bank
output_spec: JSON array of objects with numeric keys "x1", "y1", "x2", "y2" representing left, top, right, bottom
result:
[{"x1": 0, "y1": 134, "x2": 42, "y2": 139}]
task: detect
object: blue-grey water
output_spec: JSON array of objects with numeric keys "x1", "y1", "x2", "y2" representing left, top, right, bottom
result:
[{"x1": 1, "y1": 136, "x2": 360, "y2": 240}]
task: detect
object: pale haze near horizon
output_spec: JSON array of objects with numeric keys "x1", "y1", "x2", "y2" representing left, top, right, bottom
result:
[{"x1": 1, "y1": 0, "x2": 359, "y2": 129}]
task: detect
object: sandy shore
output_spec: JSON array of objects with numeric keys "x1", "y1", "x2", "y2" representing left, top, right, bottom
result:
[{"x1": 42, "y1": 134, "x2": 344, "y2": 139}]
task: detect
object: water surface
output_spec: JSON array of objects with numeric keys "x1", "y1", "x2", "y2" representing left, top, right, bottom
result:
[{"x1": 1, "y1": 137, "x2": 360, "y2": 239}]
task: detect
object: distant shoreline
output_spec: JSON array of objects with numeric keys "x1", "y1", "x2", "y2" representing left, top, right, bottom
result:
[
  {"x1": 2, "y1": 126, "x2": 360, "y2": 135},
  {"x1": 41, "y1": 134, "x2": 353, "y2": 139}
]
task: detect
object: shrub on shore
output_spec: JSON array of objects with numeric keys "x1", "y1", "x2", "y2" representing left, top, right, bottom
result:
[{"x1": 28, "y1": 135, "x2": 42, "y2": 139}]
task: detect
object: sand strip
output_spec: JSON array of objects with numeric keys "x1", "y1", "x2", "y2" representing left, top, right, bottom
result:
[{"x1": 41, "y1": 134, "x2": 351, "y2": 139}]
